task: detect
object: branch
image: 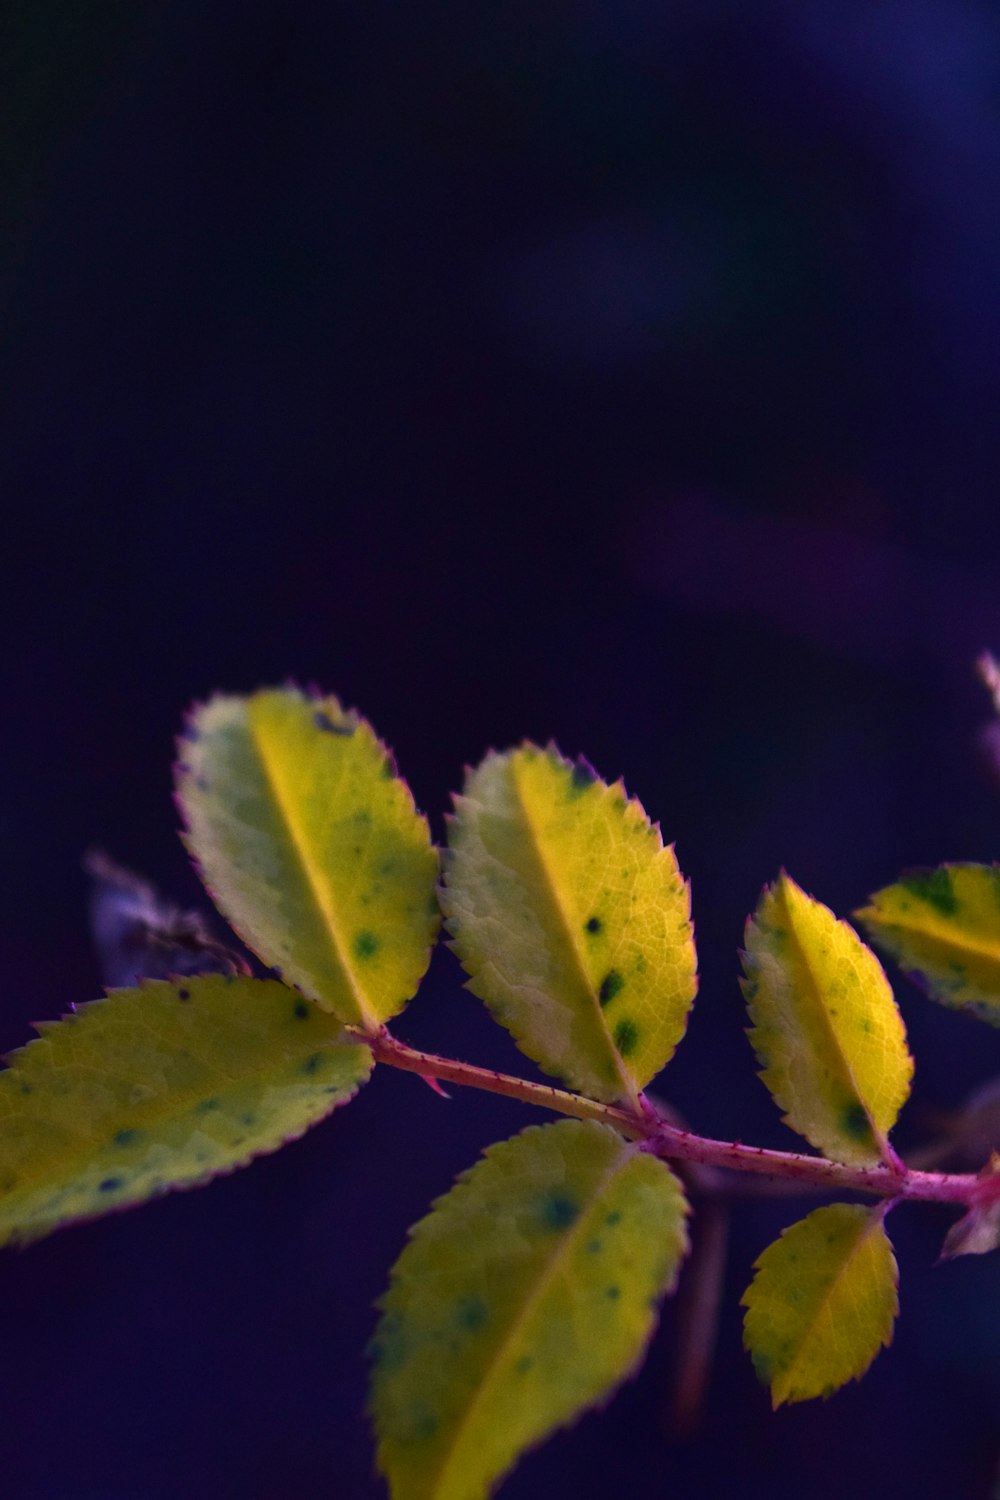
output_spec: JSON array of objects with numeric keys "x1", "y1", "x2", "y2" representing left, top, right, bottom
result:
[
  {"x1": 368, "y1": 1030, "x2": 641, "y2": 1134},
  {"x1": 367, "y1": 1030, "x2": 981, "y2": 1207}
]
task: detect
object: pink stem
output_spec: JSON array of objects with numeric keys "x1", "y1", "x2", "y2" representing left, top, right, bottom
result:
[{"x1": 367, "y1": 1031, "x2": 979, "y2": 1207}]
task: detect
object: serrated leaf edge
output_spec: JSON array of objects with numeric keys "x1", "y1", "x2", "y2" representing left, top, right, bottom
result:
[
  {"x1": 176, "y1": 688, "x2": 437, "y2": 1033},
  {"x1": 742, "y1": 1203, "x2": 898, "y2": 1409},
  {"x1": 741, "y1": 873, "x2": 905, "y2": 1166},
  {"x1": 855, "y1": 863, "x2": 1000, "y2": 1028},
  {"x1": 444, "y1": 742, "x2": 690, "y2": 1109},
  {"x1": 372, "y1": 1120, "x2": 689, "y2": 1497},
  {"x1": 0, "y1": 976, "x2": 373, "y2": 1245}
]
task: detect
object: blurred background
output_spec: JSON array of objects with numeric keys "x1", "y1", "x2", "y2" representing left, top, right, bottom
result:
[{"x1": 2, "y1": 3, "x2": 1000, "y2": 1496}]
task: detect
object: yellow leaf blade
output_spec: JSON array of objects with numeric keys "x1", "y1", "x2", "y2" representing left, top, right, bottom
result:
[
  {"x1": 176, "y1": 689, "x2": 439, "y2": 1029},
  {"x1": 369, "y1": 1119, "x2": 689, "y2": 1500},
  {"x1": 0, "y1": 976, "x2": 372, "y2": 1246},
  {"x1": 742, "y1": 1203, "x2": 898, "y2": 1407},
  {"x1": 855, "y1": 864, "x2": 1000, "y2": 1027},
  {"x1": 741, "y1": 874, "x2": 912, "y2": 1166},
  {"x1": 442, "y1": 745, "x2": 697, "y2": 1107}
]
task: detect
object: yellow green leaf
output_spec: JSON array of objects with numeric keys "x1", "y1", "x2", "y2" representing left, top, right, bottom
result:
[
  {"x1": 741, "y1": 874, "x2": 912, "y2": 1166},
  {"x1": 0, "y1": 975, "x2": 372, "y2": 1247},
  {"x1": 855, "y1": 864, "x2": 1000, "y2": 1028},
  {"x1": 370, "y1": 1119, "x2": 689, "y2": 1500},
  {"x1": 442, "y1": 745, "x2": 697, "y2": 1108},
  {"x1": 176, "y1": 688, "x2": 439, "y2": 1030},
  {"x1": 742, "y1": 1203, "x2": 898, "y2": 1407}
]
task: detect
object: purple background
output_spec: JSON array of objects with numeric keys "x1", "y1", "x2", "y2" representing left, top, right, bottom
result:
[{"x1": 2, "y1": 4, "x2": 1000, "y2": 1496}]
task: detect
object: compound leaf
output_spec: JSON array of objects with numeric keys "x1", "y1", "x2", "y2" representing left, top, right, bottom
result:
[
  {"x1": 0, "y1": 975, "x2": 372, "y2": 1246},
  {"x1": 741, "y1": 874, "x2": 912, "y2": 1166},
  {"x1": 370, "y1": 1118, "x2": 689, "y2": 1500},
  {"x1": 176, "y1": 688, "x2": 439, "y2": 1030},
  {"x1": 742, "y1": 1203, "x2": 898, "y2": 1407},
  {"x1": 442, "y1": 745, "x2": 697, "y2": 1108},
  {"x1": 855, "y1": 864, "x2": 1000, "y2": 1028}
]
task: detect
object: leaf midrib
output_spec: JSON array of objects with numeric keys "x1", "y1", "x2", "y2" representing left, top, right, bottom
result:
[
  {"x1": 772, "y1": 882, "x2": 883, "y2": 1157},
  {"x1": 426, "y1": 1141, "x2": 647, "y2": 1498},
  {"x1": 0, "y1": 981, "x2": 369, "y2": 1228},
  {"x1": 863, "y1": 906, "x2": 1000, "y2": 965},
  {"x1": 507, "y1": 758, "x2": 637, "y2": 1108},
  {"x1": 246, "y1": 707, "x2": 373, "y2": 1028},
  {"x1": 1, "y1": 984, "x2": 361, "y2": 1171},
  {"x1": 776, "y1": 1209, "x2": 889, "y2": 1402}
]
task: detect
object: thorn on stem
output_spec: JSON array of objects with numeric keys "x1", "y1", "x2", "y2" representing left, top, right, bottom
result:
[{"x1": 420, "y1": 1074, "x2": 451, "y2": 1099}]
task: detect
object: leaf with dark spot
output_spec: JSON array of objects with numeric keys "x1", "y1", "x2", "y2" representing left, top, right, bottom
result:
[
  {"x1": 857, "y1": 864, "x2": 1000, "y2": 1028},
  {"x1": 176, "y1": 689, "x2": 439, "y2": 1030},
  {"x1": 371, "y1": 1120, "x2": 688, "y2": 1500},
  {"x1": 0, "y1": 976, "x2": 372, "y2": 1248},
  {"x1": 443, "y1": 744, "x2": 697, "y2": 1107},
  {"x1": 742, "y1": 874, "x2": 911, "y2": 1167}
]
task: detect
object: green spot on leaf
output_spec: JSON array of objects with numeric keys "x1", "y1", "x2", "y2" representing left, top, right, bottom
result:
[
  {"x1": 598, "y1": 970, "x2": 623, "y2": 1006},
  {"x1": 742, "y1": 874, "x2": 911, "y2": 1166},
  {"x1": 841, "y1": 1102, "x2": 872, "y2": 1142},
  {"x1": 176, "y1": 689, "x2": 439, "y2": 1029},
  {"x1": 613, "y1": 1019, "x2": 639, "y2": 1057},
  {"x1": 455, "y1": 1296, "x2": 489, "y2": 1331},
  {"x1": 856, "y1": 864, "x2": 1000, "y2": 1027},
  {"x1": 370, "y1": 1120, "x2": 689, "y2": 1500},
  {"x1": 354, "y1": 930, "x2": 380, "y2": 961},
  {"x1": 899, "y1": 867, "x2": 958, "y2": 916},
  {"x1": 369, "y1": 1312, "x2": 408, "y2": 1374},
  {"x1": 742, "y1": 1204, "x2": 899, "y2": 1407},
  {"x1": 569, "y1": 761, "x2": 597, "y2": 794},
  {"x1": 443, "y1": 745, "x2": 697, "y2": 1108},
  {"x1": 0, "y1": 977, "x2": 373, "y2": 1248},
  {"x1": 541, "y1": 1192, "x2": 579, "y2": 1230}
]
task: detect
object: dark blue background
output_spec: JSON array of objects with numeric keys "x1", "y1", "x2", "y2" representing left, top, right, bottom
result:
[{"x1": 2, "y1": 3, "x2": 999, "y2": 1496}]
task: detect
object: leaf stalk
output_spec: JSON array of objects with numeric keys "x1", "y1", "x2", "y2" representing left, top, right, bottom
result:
[{"x1": 367, "y1": 1030, "x2": 979, "y2": 1207}]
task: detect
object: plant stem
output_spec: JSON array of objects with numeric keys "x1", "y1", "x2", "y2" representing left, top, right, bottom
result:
[
  {"x1": 368, "y1": 1030, "x2": 641, "y2": 1133},
  {"x1": 368, "y1": 1031, "x2": 982, "y2": 1207}
]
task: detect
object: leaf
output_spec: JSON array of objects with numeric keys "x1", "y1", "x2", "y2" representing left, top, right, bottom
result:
[
  {"x1": 369, "y1": 1118, "x2": 689, "y2": 1500},
  {"x1": 741, "y1": 873, "x2": 912, "y2": 1166},
  {"x1": 442, "y1": 745, "x2": 697, "y2": 1108},
  {"x1": 176, "y1": 688, "x2": 439, "y2": 1030},
  {"x1": 742, "y1": 1203, "x2": 898, "y2": 1407},
  {"x1": 855, "y1": 864, "x2": 1000, "y2": 1028},
  {"x1": 0, "y1": 975, "x2": 372, "y2": 1246}
]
